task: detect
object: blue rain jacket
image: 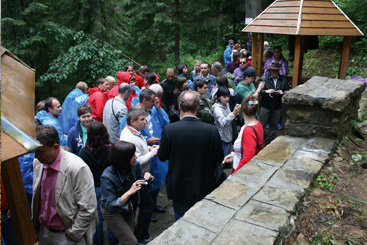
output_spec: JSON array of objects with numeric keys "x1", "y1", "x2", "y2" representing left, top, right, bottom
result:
[
  {"x1": 58, "y1": 89, "x2": 88, "y2": 134},
  {"x1": 35, "y1": 110, "x2": 68, "y2": 146}
]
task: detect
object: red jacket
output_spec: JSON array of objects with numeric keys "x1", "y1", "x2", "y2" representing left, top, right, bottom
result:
[
  {"x1": 134, "y1": 72, "x2": 145, "y2": 88},
  {"x1": 87, "y1": 87, "x2": 107, "y2": 122},
  {"x1": 109, "y1": 71, "x2": 130, "y2": 100},
  {"x1": 112, "y1": 71, "x2": 136, "y2": 109}
]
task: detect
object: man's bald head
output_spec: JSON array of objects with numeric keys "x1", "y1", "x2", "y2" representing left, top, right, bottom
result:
[
  {"x1": 178, "y1": 90, "x2": 200, "y2": 114},
  {"x1": 166, "y1": 68, "x2": 175, "y2": 82}
]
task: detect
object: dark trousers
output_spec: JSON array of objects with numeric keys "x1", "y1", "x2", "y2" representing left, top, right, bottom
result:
[
  {"x1": 135, "y1": 187, "x2": 154, "y2": 240},
  {"x1": 259, "y1": 107, "x2": 281, "y2": 146},
  {"x1": 172, "y1": 201, "x2": 194, "y2": 221},
  {"x1": 1, "y1": 209, "x2": 17, "y2": 245}
]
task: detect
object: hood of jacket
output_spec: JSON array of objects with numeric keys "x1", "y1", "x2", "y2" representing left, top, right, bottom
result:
[
  {"x1": 88, "y1": 87, "x2": 102, "y2": 96},
  {"x1": 117, "y1": 71, "x2": 132, "y2": 86},
  {"x1": 212, "y1": 101, "x2": 230, "y2": 110}
]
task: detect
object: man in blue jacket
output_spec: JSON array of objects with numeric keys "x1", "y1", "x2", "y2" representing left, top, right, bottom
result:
[{"x1": 223, "y1": 39, "x2": 234, "y2": 68}]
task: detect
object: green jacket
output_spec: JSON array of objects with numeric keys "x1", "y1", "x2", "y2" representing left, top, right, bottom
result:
[
  {"x1": 197, "y1": 95, "x2": 214, "y2": 125},
  {"x1": 219, "y1": 70, "x2": 237, "y2": 90}
]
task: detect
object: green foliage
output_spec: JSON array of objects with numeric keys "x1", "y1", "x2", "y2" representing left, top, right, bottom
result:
[
  {"x1": 322, "y1": 0, "x2": 367, "y2": 53},
  {"x1": 314, "y1": 168, "x2": 340, "y2": 190}
]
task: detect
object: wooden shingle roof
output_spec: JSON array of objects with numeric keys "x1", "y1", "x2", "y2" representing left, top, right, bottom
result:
[{"x1": 243, "y1": 0, "x2": 363, "y2": 36}]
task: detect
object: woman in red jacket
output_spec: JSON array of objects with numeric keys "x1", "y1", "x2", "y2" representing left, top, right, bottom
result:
[{"x1": 232, "y1": 95, "x2": 264, "y2": 174}]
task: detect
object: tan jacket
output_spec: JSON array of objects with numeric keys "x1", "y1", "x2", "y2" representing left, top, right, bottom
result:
[{"x1": 32, "y1": 149, "x2": 98, "y2": 244}]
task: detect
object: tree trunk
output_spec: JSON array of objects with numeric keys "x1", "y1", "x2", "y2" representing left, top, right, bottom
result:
[
  {"x1": 217, "y1": 4, "x2": 224, "y2": 44},
  {"x1": 245, "y1": 0, "x2": 262, "y2": 19},
  {"x1": 175, "y1": 0, "x2": 180, "y2": 62},
  {"x1": 245, "y1": 0, "x2": 262, "y2": 43},
  {"x1": 232, "y1": 8, "x2": 236, "y2": 42}
]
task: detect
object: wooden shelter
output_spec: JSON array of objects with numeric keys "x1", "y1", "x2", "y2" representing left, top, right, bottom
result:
[
  {"x1": 242, "y1": 0, "x2": 364, "y2": 88},
  {"x1": 1, "y1": 46, "x2": 39, "y2": 244}
]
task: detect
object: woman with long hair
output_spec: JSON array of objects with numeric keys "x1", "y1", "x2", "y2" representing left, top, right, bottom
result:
[
  {"x1": 189, "y1": 60, "x2": 201, "y2": 82},
  {"x1": 100, "y1": 141, "x2": 153, "y2": 244},
  {"x1": 78, "y1": 121, "x2": 117, "y2": 245}
]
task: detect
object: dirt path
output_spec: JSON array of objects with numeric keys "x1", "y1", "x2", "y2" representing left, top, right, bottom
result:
[{"x1": 284, "y1": 133, "x2": 367, "y2": 244}]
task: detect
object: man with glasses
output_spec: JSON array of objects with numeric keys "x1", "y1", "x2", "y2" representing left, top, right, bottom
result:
[
  {"x1": 193, "y1": 62, "x2": 216, "y2": 99},
  {"x1": 233, "y1": 55, "x2": 255, "y2": 85}
]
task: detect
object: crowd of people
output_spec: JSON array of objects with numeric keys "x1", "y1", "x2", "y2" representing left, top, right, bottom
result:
[{"x1": 2, "y1": 40, "x2": 291, "y2": 245}]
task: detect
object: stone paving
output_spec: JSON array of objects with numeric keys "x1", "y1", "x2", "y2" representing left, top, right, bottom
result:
[{"x1": 150, "y1": 136, "x2": 336, "y2": 245}]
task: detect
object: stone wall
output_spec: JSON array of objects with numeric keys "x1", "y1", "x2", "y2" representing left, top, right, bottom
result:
[
  {"x1": 150, "y1": 77, "x2": 365, "y2": 244},
  {"x1": 151, "y1": 136, "x2": 335, "y2": 244},
  {"x1": 283, "y1": 76, "x2": 365, "y2": 139}
]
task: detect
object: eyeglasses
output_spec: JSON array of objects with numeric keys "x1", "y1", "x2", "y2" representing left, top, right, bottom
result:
[{"x1": 239, "y1": 62, "x2": 247, "y2": 64}]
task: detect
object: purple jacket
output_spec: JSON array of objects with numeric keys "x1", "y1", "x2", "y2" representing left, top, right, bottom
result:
[
  {"x1": 264, "y1": 56, "x2": 289, "y2": 76},
  {"x1": 233, "y1": 66, "x2": 255, "y2": 84},
  {"x1": 226, "y1": 61, "x2": 239, "y2": 74}
]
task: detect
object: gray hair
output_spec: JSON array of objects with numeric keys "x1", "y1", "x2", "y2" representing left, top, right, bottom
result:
[
  {"x1": 178, "y1": 90, "x2": 200, "y2": 113},
  {"x1": 126, "y1": 107, "x2": 145, "y2": 126},
  {"x1": 212, "y1": 61, "x2": 223, "y2": 72},
  {"x1": 149, "y1": 84, "x2": 163, "y2": 94}
]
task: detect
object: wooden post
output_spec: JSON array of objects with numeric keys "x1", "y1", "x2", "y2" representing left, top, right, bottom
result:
[
  {"x1": 298, "y1": 36, "x2": 305, "y2": 81},
  {"x1": 251, "y1": 33, "x2": 258, "y2": 73},
  {"x1": 2, "y1": 158, "x2": 38, "y2": 244},
  {"x1": 338, "y1": 36, "x2": 351, "y2": 79},
  {"x1": 292, "y1": 35, "x2": 302, "y2": 88},
  {"x1": 258, "y1": 33, "x2": 264, "y2": 78}
]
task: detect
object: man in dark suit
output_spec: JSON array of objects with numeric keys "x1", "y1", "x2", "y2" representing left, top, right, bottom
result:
[{"x1": 158, "y1": 90, "x2": 224, "y2": 221}]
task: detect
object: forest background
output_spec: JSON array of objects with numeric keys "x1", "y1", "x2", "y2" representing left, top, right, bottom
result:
[{"x1": 2, "y1": 0, "x2": 367, "y2": 103}]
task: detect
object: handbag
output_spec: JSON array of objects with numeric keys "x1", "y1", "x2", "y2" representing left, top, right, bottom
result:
[{"x1": 168, "y1": 104, "x2": 180, "y2": 122}]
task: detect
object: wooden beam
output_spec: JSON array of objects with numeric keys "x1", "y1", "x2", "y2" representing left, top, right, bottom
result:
[
  {"x1": 258, "y1": 33, "x2": 264, "y2": 78},
  {"x1": 245, "y1": 26, "x2": 298, "y2": 35},
  {"x1": 251, "y1": 33, "x2": 258, "y2": 75},
  {"x1": 2, "y1": 158, "x2": 38, "y2": 244},
  {"x1": 292, "y1": 35, "x2": 302, "y2": 88},
  {"x1": 298, "y1": 36, "x2": 306, "y2": 82},
  {"x1": 338, "y1": 36, "x2": 351, "y2": 79}
]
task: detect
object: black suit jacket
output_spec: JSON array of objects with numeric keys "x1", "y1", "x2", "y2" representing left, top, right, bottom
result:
[{"x1": 158, "y1": 116, "x2": 224, "y2": 204}]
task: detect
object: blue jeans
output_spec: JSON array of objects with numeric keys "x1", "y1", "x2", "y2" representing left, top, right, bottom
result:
[{"x1": 94, "y1": 187, "x2": 118, "y2": 245}]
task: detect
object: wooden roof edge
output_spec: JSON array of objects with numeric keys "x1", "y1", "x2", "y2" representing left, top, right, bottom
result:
[
  {"x1": 242, "y1": 0, "x2": 279, "y2": 32},
  {"x1": 1, "y1": 46, "x2": 36, "y2": 71},
  {"x1": 331, "y1": 0, "x2": 364, "y2": 36}
]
